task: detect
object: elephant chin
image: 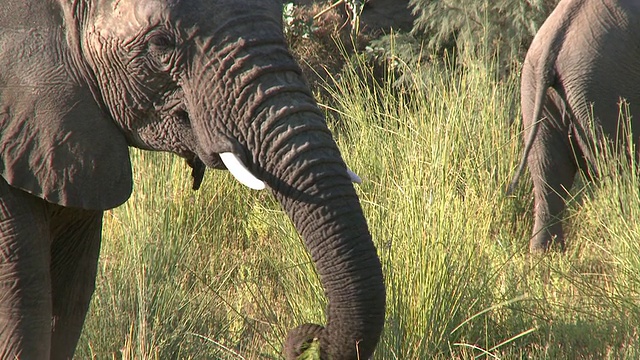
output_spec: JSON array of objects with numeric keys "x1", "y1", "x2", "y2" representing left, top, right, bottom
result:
[{"x1": 284, "y1": 323, "x2": 326, "y2": 359}]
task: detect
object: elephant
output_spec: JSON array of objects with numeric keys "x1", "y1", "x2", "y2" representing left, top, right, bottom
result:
[
  {"x1": 0, "y1": 1, "x2": 386, "y2": 359},
  {"x1": 507, "y1": 0, "x2": 640, "y2": 252}
]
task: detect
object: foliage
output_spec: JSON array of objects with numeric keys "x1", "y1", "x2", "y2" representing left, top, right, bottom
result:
[
  {"x1": 283, "y1": 2, "x2": 318, "y2": 40},
  {"x1": 281, "y1": 1, "x2": 362, "y2": 94},
  {"x1": 409, "y1": 0, "x2": 559, "y2": 61},
  {"x1": 297, "y1": 338, "x2": 322, "y2": 360},
  {"x1": 363, "y1": 31, "x2": 430, "y2": 89},
  {"x1": 359, "y1": 0, "x2": 560, "y2": 90}
]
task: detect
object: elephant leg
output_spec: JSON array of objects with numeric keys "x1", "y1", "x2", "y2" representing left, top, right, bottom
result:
[
  {"x1": 48, "y1": 207, "x2": 103, "y2": 360},
  {"x1": 528, "y1": 129, "x2": 577, "y2": 252},
  {"x1": 0, "y1": 179, "x2": 52, "y2": 358}
]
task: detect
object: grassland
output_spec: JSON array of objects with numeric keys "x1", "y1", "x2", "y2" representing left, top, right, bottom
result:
[{"x1": 77, "y1": 53, "x2": 640, "y2": 359}]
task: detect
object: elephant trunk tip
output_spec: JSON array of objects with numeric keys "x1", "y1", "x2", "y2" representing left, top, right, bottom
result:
[
  {"x1": 284, "y1": 320, "x2": 382, "y2": 360},
  {"x1": 284, "y1": 323, "x2": 326, "y2": 360}
]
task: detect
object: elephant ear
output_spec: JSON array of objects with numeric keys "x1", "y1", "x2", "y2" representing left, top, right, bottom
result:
[{"x1": 0, "y1": 4, "x2": 132, "y2": 210}]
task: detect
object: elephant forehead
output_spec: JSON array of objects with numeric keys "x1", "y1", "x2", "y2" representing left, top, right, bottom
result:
[
  {"x1": 92, "y1": 0, "x2": 285, "y2": 37},
  {"x1": 93, "y1": 0, "x2": 171, "y2": 36},
  {"x1": 132, "y1": 1, "x2": 172, "y2": 24}
]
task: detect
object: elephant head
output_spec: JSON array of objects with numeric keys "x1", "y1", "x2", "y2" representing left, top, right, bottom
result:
[{"x1": 0, "y1": 0, "x2": 385, "y2": 358}]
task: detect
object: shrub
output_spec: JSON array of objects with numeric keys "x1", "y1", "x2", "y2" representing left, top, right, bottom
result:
[{"x1": 409, "y1": 0, "x2": 559, "y2": 62}]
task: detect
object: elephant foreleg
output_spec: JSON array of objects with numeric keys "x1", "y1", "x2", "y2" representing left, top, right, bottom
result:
[
  {"x1": 49, "y1": 208, "x2": 103, "y2": 360},
  {"x1": 0, "y1": 178, "x2": 52, "y2": 359}
]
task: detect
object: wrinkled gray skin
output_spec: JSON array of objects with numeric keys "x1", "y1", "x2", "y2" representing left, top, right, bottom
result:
[
  {"x1": 0, "y1": 1, "x2": 385, "y2": 359},
  {"x1": 508, "y1": 0, "x2": 640, "y2": 252}
]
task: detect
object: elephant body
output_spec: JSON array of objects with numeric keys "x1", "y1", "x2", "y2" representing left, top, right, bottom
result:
[
  {"x1": 509, "y1": 0, "x2": 640, "y2": 252},
  {"x1": 0, "y1": 1, "x2": 385, "y2": 359}
]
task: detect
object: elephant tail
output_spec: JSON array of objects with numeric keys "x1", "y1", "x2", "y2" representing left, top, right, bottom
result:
[
  {"x1": 506, "y1": 48, "x2": 558, "y2": 196},
  {"x1": 506, "y1": 89, "x2": 544, "y2": 196},
  {"x1": 507, "y1": 0, "x2": 581, "y2": 196},
  {"x1": 507, "y1": 1, "x2": 580, "y2": 196}
]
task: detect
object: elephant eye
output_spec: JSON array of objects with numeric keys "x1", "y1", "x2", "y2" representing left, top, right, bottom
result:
[
  {"x1": 146, "y1": 31, "x2": 177, "y2": 69},
  {"x1": 147, "y1": 32, "x2": 176, "y2": 53}
]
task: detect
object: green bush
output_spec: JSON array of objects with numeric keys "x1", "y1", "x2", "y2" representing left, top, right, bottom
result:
[
  {"x1": 409, "y1": 0, "x2": 558, "y2": 61},
  {"x1": 361, "y1": 0, "x2": 559, "y2": 90}
]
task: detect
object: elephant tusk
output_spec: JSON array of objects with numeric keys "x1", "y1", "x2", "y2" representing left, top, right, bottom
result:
[
  {"x1": 220, "y1": 152, "x2": 359, "y2": 189},
  {"x1": 219, "y1": 152, "x2": 266, "y2": 190},
  {"x1": 347, "y1": 168, "x2": 362, "y2": 184}
]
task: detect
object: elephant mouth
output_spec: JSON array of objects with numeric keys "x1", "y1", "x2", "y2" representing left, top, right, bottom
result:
[
  {"x1": 179, "y1": 107, "x2": 267, "y2": 190},
  {"x1": 180, "y1": 123, "x2": 266, "y2": 191}
]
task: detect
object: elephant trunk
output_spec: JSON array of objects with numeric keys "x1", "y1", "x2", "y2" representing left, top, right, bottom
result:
[
  {"x1": 257, "y1": 105, "x2": 386, "y2": 360},
  {"x1": 187, "y1": 17, "x2": 385, "y2": 360},
  {"x1": 259, "y1": 111, "x2": 386, "y2": 360}
]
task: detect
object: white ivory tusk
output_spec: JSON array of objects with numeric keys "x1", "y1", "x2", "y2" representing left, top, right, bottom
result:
[
  {"x1": 347, "y1": 169, "x2": 362, "y2": 184},
  {"x1": 220, "y1": 152, "x2": 359, "y2": 189},
  {"x1": 219, "y1": 152, "x2": 266, "y2": 190}
]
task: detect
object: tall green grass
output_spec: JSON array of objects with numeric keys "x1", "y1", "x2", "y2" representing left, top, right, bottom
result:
[{"x1": 78, "y1": 53, "x2": 640, "y2": 359}]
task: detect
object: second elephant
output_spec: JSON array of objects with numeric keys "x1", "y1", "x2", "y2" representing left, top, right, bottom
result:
[{"x1": 508, "y1": 0, "x2": 640, "y2": 252}]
